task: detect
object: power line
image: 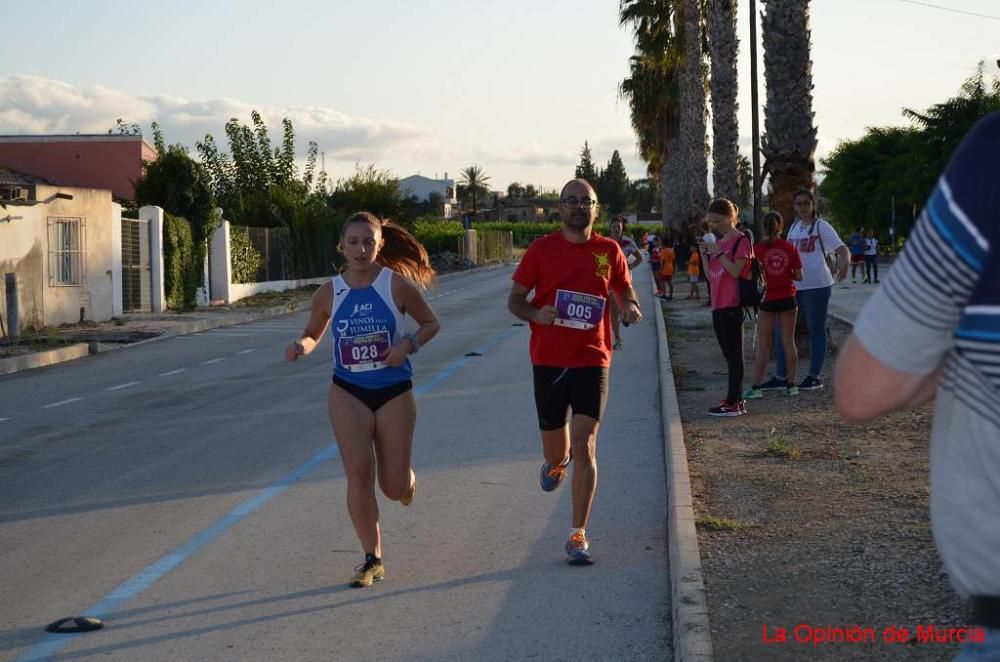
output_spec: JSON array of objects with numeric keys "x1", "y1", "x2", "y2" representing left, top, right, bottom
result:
[{"x1": 897, "y1": 0, "x2": 1000, "y2": 22}]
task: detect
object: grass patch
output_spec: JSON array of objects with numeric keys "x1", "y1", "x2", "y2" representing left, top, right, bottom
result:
[
  {"x1": 764, "y1": 430, "x2": 803, "y2": 460},
  {"x1": 696, "y1": 515, "x2": 754, "y2": 532}
]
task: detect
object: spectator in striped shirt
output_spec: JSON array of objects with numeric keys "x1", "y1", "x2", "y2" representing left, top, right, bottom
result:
[{"x1": 835, "y1": 111, "x2": 1000, "y2": 660}]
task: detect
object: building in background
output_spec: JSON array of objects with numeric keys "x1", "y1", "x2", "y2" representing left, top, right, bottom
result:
[
  {"x1": 0, "y1": 134, "x2": 156, "y2": 202},
  {"x1": 398, "y1": 173, "x2": 457, "y2": 218}
]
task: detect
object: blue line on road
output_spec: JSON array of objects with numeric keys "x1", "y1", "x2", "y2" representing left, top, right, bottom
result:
[{"x1": 16, "y1": 323, "x2": 523, "y2": 661}]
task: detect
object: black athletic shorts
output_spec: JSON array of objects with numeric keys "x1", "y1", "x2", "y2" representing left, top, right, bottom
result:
[
  {"x1": 532, "y1": 365, "x2": 609, "y2": 431},
  {"x1": 332, "y1": 376, "x2": 413, "y2": 412},
  {"x1": 759, "y1": 296, "x2": 797, "y2": 313}
]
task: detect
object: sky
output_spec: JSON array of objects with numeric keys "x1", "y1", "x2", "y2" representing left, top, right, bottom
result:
[{"x1": 2, "y1": 0, "x2": 998, "y2": 194}]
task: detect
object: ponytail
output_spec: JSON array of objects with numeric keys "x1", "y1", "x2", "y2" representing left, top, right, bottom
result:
[
  {"x1": 377, "y1": 221, "x2": 436, "y2": 289},
  {"x1": 763, "y1": 211, "x2": 784, "y2": 241}
]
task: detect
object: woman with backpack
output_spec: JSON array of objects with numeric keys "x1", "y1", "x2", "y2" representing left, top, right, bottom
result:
[
  {"x1": 743, "y1": 212, "x2": 803, "y2": 399},
  {"x1": 700, "y1": 199, "x2": 753, "y2": 417},
  {"x1": 760, "y1": 190, "x2": 849, "y2": 392}
]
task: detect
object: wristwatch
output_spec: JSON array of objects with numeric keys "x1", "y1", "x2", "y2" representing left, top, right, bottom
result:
[{"x1": 402, "y1": 332, "x2": 420, "y2": 354}]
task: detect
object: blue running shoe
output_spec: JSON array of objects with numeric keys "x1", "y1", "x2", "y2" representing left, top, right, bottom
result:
[
  {"x1": 540, "y1": 457, "x2": 570, "y2": 492},
  {"x1": 566, "y1": 531, "x2": 594, "y2": 565}
]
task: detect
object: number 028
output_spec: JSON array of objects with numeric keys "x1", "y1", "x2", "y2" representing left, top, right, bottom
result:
[{"x1": 351, "y1": 345, "x2": 380, "y2": 361}]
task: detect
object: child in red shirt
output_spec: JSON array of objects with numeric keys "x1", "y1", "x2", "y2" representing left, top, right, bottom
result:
[{"x1": 744, "y1": 212, "x2": 803, "y2": 398}]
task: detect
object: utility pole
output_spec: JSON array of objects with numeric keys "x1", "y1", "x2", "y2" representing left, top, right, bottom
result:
[
  {"x1": 749, "y1": 0, "x2": 763, "y2": 231},
  {"x1": 4, "y1": 273, "x2": 18, "y2": 341}
]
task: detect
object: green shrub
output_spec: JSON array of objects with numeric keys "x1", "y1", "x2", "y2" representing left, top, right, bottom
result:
[
  {"x1": 162, "y1": 213, "x2": 199, "y2": 309},
  {"x1": 230, "y1": 225, "x2": 265, "y2": 284},
  {"x1": 471, "y1": 221, "x2": 560, "y2": 247},
  {"x1": 412, "y1": 219, "x2": 464, "y2": 254}
]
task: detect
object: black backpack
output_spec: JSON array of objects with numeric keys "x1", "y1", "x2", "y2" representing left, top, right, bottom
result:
[{"x1": 731, "y1": 234, "x2": 764, "y2": 308}]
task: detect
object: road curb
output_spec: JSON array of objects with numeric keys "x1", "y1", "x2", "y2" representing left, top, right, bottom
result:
[
  {"x1": 0, "y1": 300, "x2": 313, "y2": 376},
  {"x1": 0, "y1": 343, "x2": 91, "y2": 376},
  {"x1": 652, "y1": 277, "x2": 714, "y2": 661}
]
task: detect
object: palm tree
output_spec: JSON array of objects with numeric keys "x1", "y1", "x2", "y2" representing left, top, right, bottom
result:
[
  {"x1": 671, "y1": 0, "x2": 709, "y2": 225},
  {"x1": 708, "y1": 0, "x2": 740, "y2": 202},
  {"x1": 760, "y1": 0, "x2": 818, "y2": 228},
  {"x1": 620, "y1": 0, "x2": 708, "y2": 229},
  {"x1": 619, "y1": 0, "x2": 683, "y2": 227},
  {"x1": 459, "y1": 165, "x2": 491, "y2": 215},
  {"x1": 736, "y1": 153, "x2": 753, "y2": 210}
]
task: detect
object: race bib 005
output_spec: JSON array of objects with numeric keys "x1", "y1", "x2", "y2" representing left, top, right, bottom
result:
[
  {"x1": 338, "y1": 331, "x2": 392, "y2": 372},
  {"x1": 553, "y1": 289, "x2": 606, "y2": 330}
]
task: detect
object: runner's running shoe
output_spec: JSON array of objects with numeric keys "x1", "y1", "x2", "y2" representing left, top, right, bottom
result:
[
  {"x1": 540, "y1": 457, "x2": 570, "y2": 492},
  {"x1": 400, "y1": 470, "x2": 416, "y2": 506},
  {"x1": 613, "y1": 339, "x2": 623, "y2": 350},
  {"x1": 565, "y1": 531, "x2": 594, "y2": 565},
  {"x1": 742, "y1": 386, "x2": 763, "y2": 400},
  {"x1": 798, "y1": 376, "x2": 824, "y2": 390},
  {"x1": 786, "y1": 385, "x2": 800, "y2": 397},
  {"x1": 708, "y1": 400, "x2": 745, "y2": 417},
  {"x1": 350, "y1": 555, "x2": 384, "y2": 588},
  {"x1": 760, "y1": 376, "x2": 788, "y2": 390}
]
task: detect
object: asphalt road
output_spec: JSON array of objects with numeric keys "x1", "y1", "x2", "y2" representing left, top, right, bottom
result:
[{"x1": 0, "y1": 265, "x2": 671, "y2": 661}]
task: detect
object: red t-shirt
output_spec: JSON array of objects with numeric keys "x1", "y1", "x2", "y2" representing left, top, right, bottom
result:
[
  {"x1": 754, "y1": 238, "x2": 803, "y2": 302},
  {"x1": 512, "y1": 231, "x2": 631, "y2": 368},
  {"x1": 708, "y1": 233, "x2": 752, "y2": 310}
]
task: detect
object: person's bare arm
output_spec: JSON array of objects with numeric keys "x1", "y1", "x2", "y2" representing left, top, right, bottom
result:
[
  {"x1": 610, "y1": 285, "x2": 642, "y2": 324},
  {"x1": 383, "y1": 274, "x2": 441, "y2": 367},
  {"x1": 509, "y1": 281, "x2": 555, "y2": 325},
  {"x1": 833, "y1": 245, "x2": 850, "y2": 282},
  {"x1": 285, "y1": 282, "x2": 333, "y2": 361},
  {"x1": 834, "y1": 335, "x2": 943, "y2": 423}
]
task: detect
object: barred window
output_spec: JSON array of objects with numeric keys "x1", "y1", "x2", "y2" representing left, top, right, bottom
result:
[{"x1": 47, "y1": 217, "x2": 86, "y2": 286}]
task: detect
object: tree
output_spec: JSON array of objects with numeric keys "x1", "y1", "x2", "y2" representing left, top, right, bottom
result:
[
  {"x1": 523, "y1": 184, "x2": 538, "y2": 199},
  {"x1": 575, "y1": 141, "x2": 599, "y2": 187},
  {"x1": 109, "y1": 118, "x2": 141, "y2": 135},
  {"x1": 459, "y1": 165, "x2": 491, "y2": 214},
  {"x1": 820, "y1": 66, "x2": 1000, "y2": 241},
  {"x1": 670, "y1": 0, "x2": 709, "y2": 224},
  {"x1": 736, "y1": 153, "x2": 753, "y2": 210},
  {"x1": 507, "y1": 182, "x2": 525, "y2": 198},
  {"x1": 328, "y1": 163, "x2": 403, "y2": 221},
  {"x1": 708, "y1": 0, "x2": 740, "y2": 201},
  {"x1": 619, "y1": 0, "x2": 685, "y2": 227},
  {"x1": 598, "y1": 150, "x2": 630, "y2": 213},
  {"x1": 820, "y1": 127, "x2": 921, "y2": 239},
  {"x1": 630, "y1": 177, "x2": 661, "y2": 213},
  {"x1": 134, "y1": 143, "x2": 217, "y2": 308},
  {"x1": 761, "y1": 0, "x2": 818, "y2": 229}
]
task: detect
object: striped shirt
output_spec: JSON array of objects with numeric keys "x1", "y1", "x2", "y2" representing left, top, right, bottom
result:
[{"x1": 853, "y1": 111, "x2": 1000, "y2": 599}]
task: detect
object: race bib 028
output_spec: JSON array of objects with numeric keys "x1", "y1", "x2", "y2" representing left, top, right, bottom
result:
[
  {"x1": 338, "y1": 331, "x2": 392, "y2": 372},
  {"x1": 553, "y1": 289, "x2": 606, "y2": 330}
]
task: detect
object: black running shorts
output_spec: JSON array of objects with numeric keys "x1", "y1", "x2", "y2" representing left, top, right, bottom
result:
[
  {"x1": 532, "y1": 365, "x2": 609, "y2": 431},
  {"x1": 759, "y1": 296, "x2": 797, "y2": 313}
]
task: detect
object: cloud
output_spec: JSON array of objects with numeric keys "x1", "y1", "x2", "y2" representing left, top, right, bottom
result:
[{"x1": 0, "y1": 75, "x2": 429, "y2": 161}]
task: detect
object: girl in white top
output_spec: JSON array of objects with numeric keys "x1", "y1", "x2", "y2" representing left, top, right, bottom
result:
[
  {"x1": 864, "y1": 229, "x2": 879, "y2": 283},
  {"x1": 764, "y1": 190, "x2": 850, "y2": 391}
]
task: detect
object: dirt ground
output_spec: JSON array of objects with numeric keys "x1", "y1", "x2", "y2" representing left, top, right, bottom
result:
[{"x1": 663, "y1": 298, "x2": 968, "y2": 661}]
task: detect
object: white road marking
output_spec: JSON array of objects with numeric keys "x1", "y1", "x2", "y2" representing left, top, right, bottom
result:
[
  {"x1": 202, "y1": 358, "x2": 226, "y2": 365},
  {"x1": 237, "y1": 349, "x2": 255, "y2": 354},
  {"x1": 158, "y1": 368, "x2": 188, "y2": 376},
  {"x1": 106, "y1": 381, "x2": 141, "y2": 391},
  {"x1": 0, "y1": 417, "x2": 10, "y2": 423},
  {"x1": 41, "y1": 397, "x2": 83, "y2": 409}
]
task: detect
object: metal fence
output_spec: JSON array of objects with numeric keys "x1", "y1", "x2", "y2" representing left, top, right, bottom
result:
[
  {"x1": 243, "y1": 226, "x2": 289, "y2": 282},
  {"x1": 458, "y1": 230, "x2": 514, "y2": 265}
]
